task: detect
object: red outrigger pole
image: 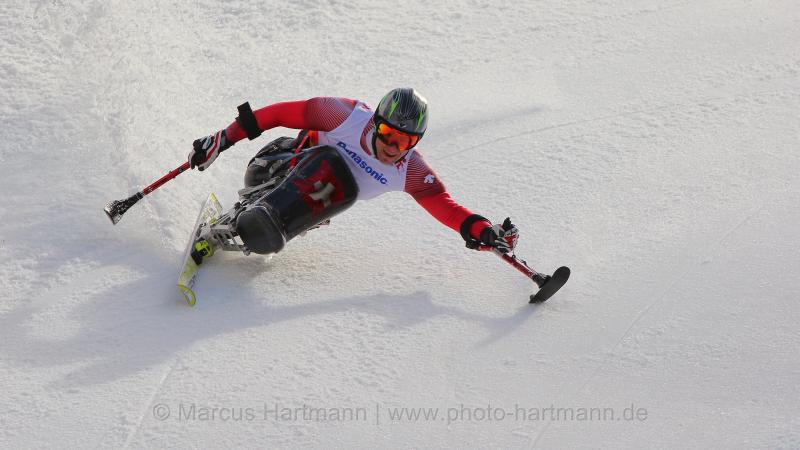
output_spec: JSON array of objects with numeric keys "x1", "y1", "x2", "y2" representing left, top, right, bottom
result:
[
  {"x1": 475, "y1": 244, "x2": 570, "y2": 303},
  {"x1": 104, "y1": 161, "x2": 191, "y2": 225}
]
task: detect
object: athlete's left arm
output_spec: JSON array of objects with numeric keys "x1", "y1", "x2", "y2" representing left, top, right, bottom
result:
[{"x1": 405, "y1": 153, "x2": 490, "y2": 241}]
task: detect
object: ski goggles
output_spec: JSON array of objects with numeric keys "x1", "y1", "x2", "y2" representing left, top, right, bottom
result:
[{"x1": 375, "y1": 121, "x2": 422, "y2": 152}]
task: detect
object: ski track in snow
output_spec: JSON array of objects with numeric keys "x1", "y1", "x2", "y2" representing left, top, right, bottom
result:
[
  {"x1": 433, "y1": 85, "x2": 797, "y2": 163},
  {"x1": 120, "y1": 358, "x2": 178, "y2": 450},
  {"x1": 528, "y1": 203, "x2": 766, "y2": 449}
]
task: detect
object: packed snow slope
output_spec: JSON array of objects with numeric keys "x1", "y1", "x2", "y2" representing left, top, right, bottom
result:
[{"x1": 2, "y1": 0, "x2": 799, "y2": 448}]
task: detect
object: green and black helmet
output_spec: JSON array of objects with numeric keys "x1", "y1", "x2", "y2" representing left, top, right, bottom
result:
[
  {"x1": 374, "y1": 88, "x2": 428, "y2": 136},
  {"x1": 371, "y1": 88, "x2": 428, "y2": 156}
]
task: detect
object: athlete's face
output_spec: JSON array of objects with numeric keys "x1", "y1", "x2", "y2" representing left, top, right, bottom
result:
[{"x1": 375, "y1": 138, "x2": 407, "y2": 164}]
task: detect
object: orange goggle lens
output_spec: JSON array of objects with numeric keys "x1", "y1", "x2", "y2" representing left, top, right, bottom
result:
[{"x1": 376, "y1": 123, "x2": 421, "y2": 152}]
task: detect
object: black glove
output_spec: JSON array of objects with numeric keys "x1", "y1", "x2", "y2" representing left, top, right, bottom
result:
[
  {"x1": 479, "y1": 217, "x2": 519, "y2": 254},
  {"x1": 189, "y1": 130, "x2": 232, "y2": 171}
]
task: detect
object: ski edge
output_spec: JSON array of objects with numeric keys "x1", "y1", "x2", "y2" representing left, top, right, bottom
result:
[{"x1": 176, "y1": 193, "x2": 223, "y2": 307}]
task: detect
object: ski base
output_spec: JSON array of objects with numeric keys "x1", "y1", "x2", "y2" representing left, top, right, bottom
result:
[
  {"x1": 530, "y1": 266, "x2": 570, "y2": 303},
  {"x1": 177, "y1": 193, "x2": 223, "y2": 306}
]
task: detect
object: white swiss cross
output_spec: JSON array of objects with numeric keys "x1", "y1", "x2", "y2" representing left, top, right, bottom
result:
[{"x1": 309, "y1": 181, "x2": 335, "y2": 207}]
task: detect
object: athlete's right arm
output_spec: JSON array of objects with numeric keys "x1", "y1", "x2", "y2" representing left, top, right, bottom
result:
[
  {"x1": 224, "y1": 97, "x2": 357, "y2": 143},
  {"x1": 189, "y1": 97, "x2": 357, "y2": 171}
]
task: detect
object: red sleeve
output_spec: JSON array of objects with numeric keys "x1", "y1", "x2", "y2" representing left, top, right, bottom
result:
[
  {"x1": 225, "y1": 97, "x2": 357, "y2": 143},
  {"x1": 406, "y1": 152, "x2": 490, "y2": 240}
]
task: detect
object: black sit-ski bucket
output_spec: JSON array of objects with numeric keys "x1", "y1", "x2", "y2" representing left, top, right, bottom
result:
[{"x1": 235, "y1": 145, "x2": 358, "y2": 254}]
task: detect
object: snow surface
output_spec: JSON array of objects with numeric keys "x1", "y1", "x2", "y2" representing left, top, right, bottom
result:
[{"x1": 2, "y1": 0, "x2": 799, "y2": 448}]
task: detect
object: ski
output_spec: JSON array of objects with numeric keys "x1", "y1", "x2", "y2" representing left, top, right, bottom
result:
[{"x1": 177, "y1": 193, "x2": 224, "y2": 306}]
